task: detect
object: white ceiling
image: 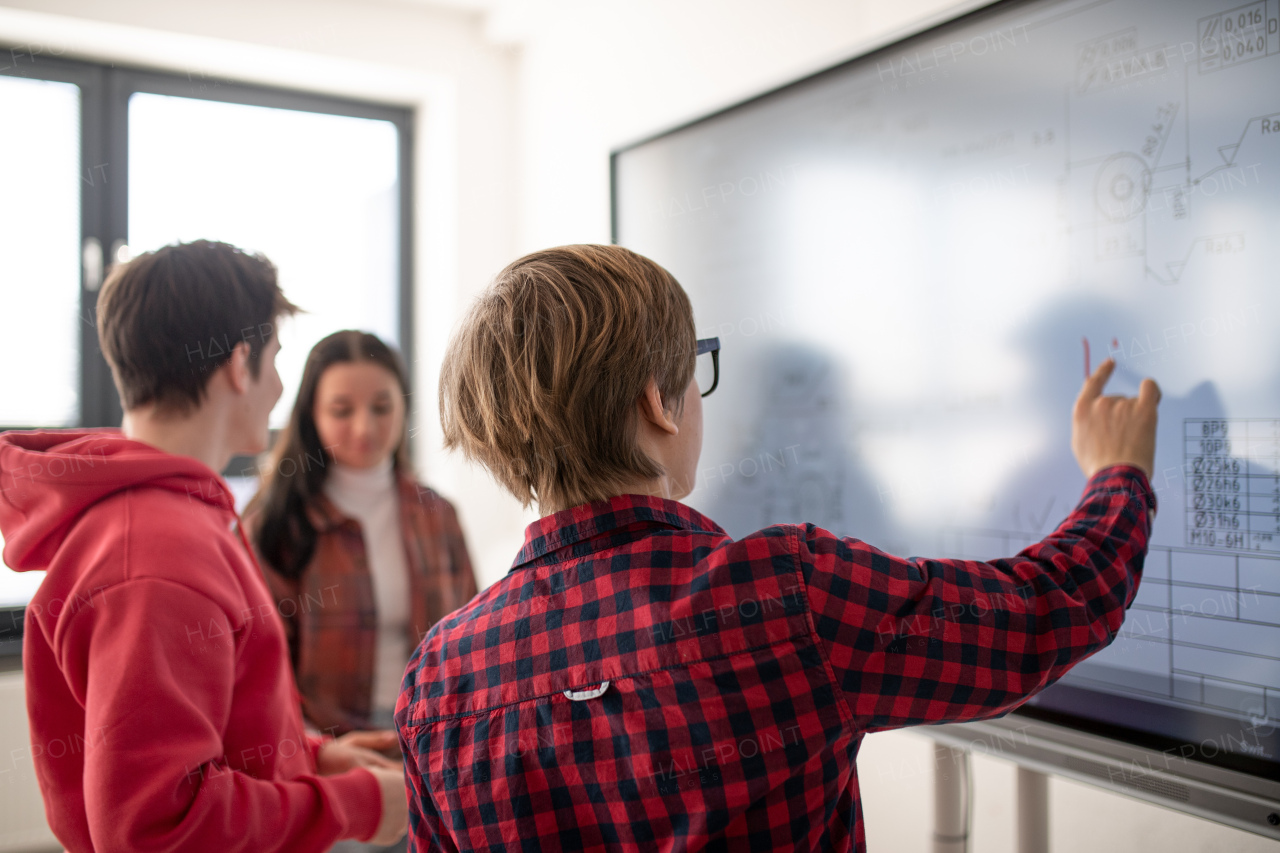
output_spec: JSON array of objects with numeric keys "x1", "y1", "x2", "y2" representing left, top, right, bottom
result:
[
  {"x1": 393, "y1": 0, "x2": 504, "y2": 11},
  {"x1": 385, "y1": 0, "x2": 543, "y2": 43}
]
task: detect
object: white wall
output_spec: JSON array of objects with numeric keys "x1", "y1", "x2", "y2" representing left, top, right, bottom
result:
[
  {"x1": 1, "y1": 1, "x2": 1277, "y2": 850},
  {"x1": 512, "y1": 0, "x2": 967, "y2": 250},
  {"x1": 0, "y1": 671, "x2": 57, "y2": 852}
]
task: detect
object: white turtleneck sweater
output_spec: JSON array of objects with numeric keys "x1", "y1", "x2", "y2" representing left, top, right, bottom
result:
[{"x1": 322, "y1": 457, "x2": 410, "y2": 715}]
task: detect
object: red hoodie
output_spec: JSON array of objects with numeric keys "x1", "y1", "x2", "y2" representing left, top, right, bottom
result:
[{"x1": 0, "y1": 429, "x2": 383, "y2": 852}]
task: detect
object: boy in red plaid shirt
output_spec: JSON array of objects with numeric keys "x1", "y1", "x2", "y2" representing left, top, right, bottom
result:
[{"x1": 396, "y1": 244, "x2": 1160, "y2": 851}]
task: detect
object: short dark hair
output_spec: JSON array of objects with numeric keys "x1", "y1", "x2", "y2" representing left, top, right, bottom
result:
[{"x1": 96, "y1": 240, "x2": 299, "y2": 414}]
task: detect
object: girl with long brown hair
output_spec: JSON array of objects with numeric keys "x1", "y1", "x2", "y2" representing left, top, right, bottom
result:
[{"x1": 245, "y1": 330, "x2": 477, "y2": 749}]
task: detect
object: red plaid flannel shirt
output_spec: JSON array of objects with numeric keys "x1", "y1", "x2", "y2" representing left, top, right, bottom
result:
[
  {"x1": 396, "y1": 465, "x2": 1155, "y2": 851},
  {"x1": 247, "y1": 476, "x2": 477, "y2": 735}
]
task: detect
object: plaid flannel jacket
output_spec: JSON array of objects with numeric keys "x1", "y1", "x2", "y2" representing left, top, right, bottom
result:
[
  {"x1": 396, "y1": 466, "x2": 1155, "y2": 851},
  {"x1": 248, "y1": 475, "x2": 478, "y2": 735}
]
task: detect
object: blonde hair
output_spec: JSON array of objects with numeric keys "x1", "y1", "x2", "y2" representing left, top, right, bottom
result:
[{"x1": 440, "y1": 244, "x2": 696, "y2": 513}]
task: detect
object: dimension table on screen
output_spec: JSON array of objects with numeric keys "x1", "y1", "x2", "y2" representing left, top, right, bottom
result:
[{"x1": 1185, "y1": 418, "x2": 1280, "y2": 553}]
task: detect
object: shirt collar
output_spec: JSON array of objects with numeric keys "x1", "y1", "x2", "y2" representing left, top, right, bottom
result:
[
  {"x1": 306, "y1": 470, "x2": 418, "y2": 533},
  {"x1": 510, "y1": 493, "x2": 727, "y2": 572}
]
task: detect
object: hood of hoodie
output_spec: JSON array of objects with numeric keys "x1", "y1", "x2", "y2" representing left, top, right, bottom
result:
[{"x1": 0, "y1": 429, "x2": 235, "y2": 572}]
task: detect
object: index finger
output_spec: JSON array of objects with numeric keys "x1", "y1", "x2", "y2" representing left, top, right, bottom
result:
[
  {"x1": 1077, "y1": 357, "x2": 1116, "y2": 405},
  {"x1": 342, "y1": 729, "x2": 397, "y2": 747},
  {"x1": 1137, "y1": 376, "x2": 1162, "y2": 409}
]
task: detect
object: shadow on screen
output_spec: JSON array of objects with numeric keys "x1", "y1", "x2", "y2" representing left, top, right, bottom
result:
[
  {"x1": 999, "y1": 294, "x2": 1239, "y2": 538},
  {"x1": 695, "y1": 341, "x2": 891, "y2": 546}
]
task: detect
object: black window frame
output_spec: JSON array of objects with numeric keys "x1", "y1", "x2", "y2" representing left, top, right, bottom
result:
[
  {"x1": 0, "y1": 51, "x2": 415, "y2": 659},
  {"x1": 0, "y1": 51, "x2": 415, "y2": 433}
]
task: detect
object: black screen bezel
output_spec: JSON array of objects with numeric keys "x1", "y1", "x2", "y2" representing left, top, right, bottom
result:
[{"x1": 609, "y1": 0, "x2": 1280, "y2": 788}]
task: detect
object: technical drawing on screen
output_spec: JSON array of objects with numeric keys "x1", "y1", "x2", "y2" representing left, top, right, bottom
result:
[{"x1": 613, "y1": 0, "x2": 1280, "y2": 825}]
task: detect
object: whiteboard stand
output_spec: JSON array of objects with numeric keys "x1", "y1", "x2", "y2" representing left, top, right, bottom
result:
[
  {"x1": 1016, "y1": 765, "x2": 1050, "y2": 853},
  {"x1": 932, "y1": 744, "x2": 969, "y2": 853},
  {"x1": 932, "y1": 744, "x2": 1051, "y2": 853}
]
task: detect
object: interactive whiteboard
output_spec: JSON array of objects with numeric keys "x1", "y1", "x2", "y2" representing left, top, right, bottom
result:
[{"x1": 614, "y1": 0, "x2": 1280, "y2": 791}]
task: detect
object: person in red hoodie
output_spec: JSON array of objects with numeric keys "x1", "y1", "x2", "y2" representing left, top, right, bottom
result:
[{"x1": 0, "y1": 240, "x2": 407, "y2": 852}]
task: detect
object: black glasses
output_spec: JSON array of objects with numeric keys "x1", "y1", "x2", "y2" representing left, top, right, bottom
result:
[{"x1": 696, "y1": 337, "x2": 720, "y2": 397}]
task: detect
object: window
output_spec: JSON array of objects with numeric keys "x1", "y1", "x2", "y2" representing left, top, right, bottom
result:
[
  {"x1": 0, "y1": 75, "x2": 81, "y2": 428},
  {"x1": 128, "y1": 93, "x2": 403, "y2": 426},
  {"x1": 0, "y1": 55, "x2": 413, "y2": 608}
]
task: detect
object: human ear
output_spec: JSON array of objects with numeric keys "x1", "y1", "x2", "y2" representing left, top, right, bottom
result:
[
  {"x1": 637, "y1": 378, "x2": 679, "y2": 437},
  {"x1": 224, "y1": 341, "x2": 253, "y2": 395}
]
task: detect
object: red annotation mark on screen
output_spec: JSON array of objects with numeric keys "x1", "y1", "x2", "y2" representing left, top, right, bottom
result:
[{"x1": 1082, "y1": 337, "x2": 1120, "y2": 378}]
